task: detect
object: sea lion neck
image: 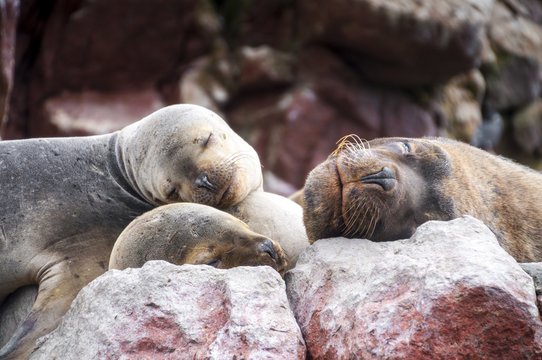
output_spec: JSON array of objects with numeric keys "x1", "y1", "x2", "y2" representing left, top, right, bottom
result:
[{"x1": 110, "y1": 131, "x2": 156, "y2": 206}]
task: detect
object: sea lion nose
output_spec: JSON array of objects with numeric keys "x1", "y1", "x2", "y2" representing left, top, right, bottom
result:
[
  {"x1": 360, "y1": 166, "x2": 395, "y2": 191},
  {"x1": 195, "y1": 172, "x2": 218, "y2": 192},
  {"x1": 259, "y1": 239, "x2": 277, "y2": 260}
]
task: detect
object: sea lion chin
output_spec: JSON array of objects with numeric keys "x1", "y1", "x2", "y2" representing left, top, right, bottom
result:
[{"x1": 303, "y1": 136, "x2": 542, "y2": 263}]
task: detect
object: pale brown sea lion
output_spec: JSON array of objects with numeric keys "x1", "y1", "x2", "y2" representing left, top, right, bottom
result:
[
  {"x1": 225, "y1": 191, "x2": 310, "y2": 269},
  {"x1": 0, "y1": 104, "x2": 262, "y2": 359},
  {"x1": 303, "y1": 136, "x2": 542, "y2": 262},
  {"x1": 109, "y1": 203, "x2": 287, "y2": 275}
]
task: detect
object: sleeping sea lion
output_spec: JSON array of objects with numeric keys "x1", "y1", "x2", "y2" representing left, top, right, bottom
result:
[
  {"x1": 109, "y1": 203, "x2": 287, "y2": 275},
  {"x1": 225, "y1": 191, "x2": 309, "y2": 269},
  {"x1": 303, "y1": 136, "x2": 542, "y2": 262},
  {"x1": 0, "y1": 104, "x2": 262, "y2": 359}
]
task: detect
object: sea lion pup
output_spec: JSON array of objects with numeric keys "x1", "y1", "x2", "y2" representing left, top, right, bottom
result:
[
  {"x1": 303, "y1": 136, "x2": 542, "y2": 262},
  {"x1": 109, "y1": 203, "x2": 287, "y2": 275},
  {"x1": 225, "y1": 191, "x2": 310, "y2": 269},
  {"x1": 0, "y1": 104, "x2": 262, "y2": 359}
]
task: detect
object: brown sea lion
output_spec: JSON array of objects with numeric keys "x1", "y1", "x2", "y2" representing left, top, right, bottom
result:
[
  {"x1": 0, "y1": 104, "x2": 262, "y2": 359},
  {"x1": 109, "y1": 203, "x2": 287, "y2": 275},
  {"x1": 303, "y1": 136, "x2": 542, "y2": 262}
]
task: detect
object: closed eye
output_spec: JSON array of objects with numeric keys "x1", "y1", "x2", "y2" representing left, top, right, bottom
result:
[
  {"x1": 206, "y1": 259, "x2": 220, "y2": 267},
  {"x1": 203, "y1": 132, "x2": 213, "y2": 147}
]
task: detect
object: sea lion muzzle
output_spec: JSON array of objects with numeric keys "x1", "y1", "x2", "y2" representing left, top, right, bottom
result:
[{"x1": 360, "y1": 166, "x2": 396, "y2": 191}]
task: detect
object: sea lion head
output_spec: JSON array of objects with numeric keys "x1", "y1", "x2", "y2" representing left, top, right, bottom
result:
[
  {"x1": 109, "y1": 203, "x2": 288, "y2": 276},
  {"x1": 118, "y1": 104, "x2": 262, "y2": 208},
  {"x1": 303, "y1": 136, "x2": 452, "y2": 242}
]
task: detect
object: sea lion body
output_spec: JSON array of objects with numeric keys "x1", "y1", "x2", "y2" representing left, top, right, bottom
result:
[
  {"x1": 225, "y1": 191, "x2": 310, "y2": 269},
  {"x1": 109, "y1": 203, "x2": 287, "y2": 275},
  {"x1": 303, "y1": 136, "x2": 542, "y2": 262},
  {"x1": 0, "y1": 104, "x2": 262, "y2": 359}
]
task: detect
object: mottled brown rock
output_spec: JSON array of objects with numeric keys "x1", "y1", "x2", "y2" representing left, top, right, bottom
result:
[
  {"x1": 218, "y1": 0, "x2": 294, "y2": 49},
  {"x1": 236, "y1": 45, "x2": 295, "y2": 91},
  {"x1": 437, "y1": 70, "x2": 485, "y2": 142},
  {"x1": 512, "y1": 99, "x2": 542, "y2": 155},
  {"x1": 36, "y1": 89, "x2": 164, "y2": 137},
  {"x1": 286, "y1": 216, "x2": 542, "y2": 359},
  {"x1": 297, "y1": 0, "x2": 494, "y2": 86},
  {"x1": 485, "y1": 1, "x2": 542, "y2": 110}
]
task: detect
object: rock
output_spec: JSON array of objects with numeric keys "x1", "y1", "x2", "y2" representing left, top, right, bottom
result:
[
  {"x1": 484, "y1": 1, "x2": 542, "y2": 111},
  {"x1": 512, "y1": 100, "x2": 542, "y2": 156},
  {"x1": 226, "y1": 47, "x2": 443, "y2": 188},
  {"x1": 471, "y1": 108, "x2": 504, "y2": 150},
  {"x1": 177, "y1": 52, "x2": 231, "y2": 116},
  {"x1": 520, "y1": 263, "x2": 542, "y2": 295},
  {"x1": 220, "y1": 0, "x2": 295, "y2": 49},
  {"x1": 0, "y1": 0, "x2": 19, "y2": 138},
  {"x1": 225, "y1": 191, "x2": 310, "y2": 269},
  {"x1": 297, "y1": 0, "x2": 494, "y2": 87},
  {"x1": 438, "y1": 70, "x2": 485, "y2": 143},
  {"x1": 30, "y1": 261, "x2": 306, "y2": 359},
  {"x1": 6, "y1": 0, "x2": 219, "y2": 139},
  {"x1": 236, "y1": 46, "x2": 295, "y2": 91},
  {"x1": 286, "y1": 216, "x2": 542, "y2": 359},
  {"x1": 37, "y1": 89, "x2": 164, "y2": 137},
  {"x1": 35, "y1": 0, "x2": 217, "y2": 93}
]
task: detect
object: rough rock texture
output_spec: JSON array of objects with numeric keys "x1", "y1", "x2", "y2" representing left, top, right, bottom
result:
[
  {"x1": 297, "y1": 0, "x2": 494, "y2": 86},
  {"x1": 513, "y1": 99, "x2": 542, "y2": 156},
  {"x1": 520, "y1": 262, "x2": 542, "y2": 311},
  {"x1": 30, "y1": 261, "x2": 306, "y2": 360},
  {"x1": 286, "y1": 216, "x2": 542, "y2": 359},
  {"x1": 437, "y1": 70, "x2": 485, "y2": 143},
  {"x1": 484, "y1": 1, "x2": 542, "y2": 111}
]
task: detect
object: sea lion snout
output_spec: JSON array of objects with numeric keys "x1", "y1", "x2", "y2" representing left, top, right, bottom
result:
[
  {"x1": 259, "y1": 238, "x2": 279, "y2": 262},
  {"x1": 360, "y1": 166, "x2": 396, "y2": 191}
]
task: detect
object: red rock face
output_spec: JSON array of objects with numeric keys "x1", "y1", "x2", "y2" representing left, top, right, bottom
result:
[{"x1": 286, "y1": 217, "x2": 542, "y2": 359}]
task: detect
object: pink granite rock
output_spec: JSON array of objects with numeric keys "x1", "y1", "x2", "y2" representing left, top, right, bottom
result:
[
  {"x1": 30, "y1": 261, "x2": 306, "y2": 360},
  {"x1": 286, "y1": 216, "x2": 542, "y2": 359}
]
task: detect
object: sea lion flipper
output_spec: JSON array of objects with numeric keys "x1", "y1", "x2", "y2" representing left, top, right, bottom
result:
[{"x1": 0, "y1": 255, "x2": 104, "y2": 359}]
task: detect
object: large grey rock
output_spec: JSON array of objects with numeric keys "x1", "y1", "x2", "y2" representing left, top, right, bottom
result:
[
  {"x1": 30, "y1": 261, "x2": 306, "y2": 359},
  {"x1": 286, "y1": 216, "x2": 542, "y2": 359}
]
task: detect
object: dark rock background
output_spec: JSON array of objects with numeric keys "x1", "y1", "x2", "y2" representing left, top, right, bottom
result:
[{"x1": 1, "y1": 0, "x2": 542, "y2": 194}]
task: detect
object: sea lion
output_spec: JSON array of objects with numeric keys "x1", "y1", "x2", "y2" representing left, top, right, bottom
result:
[
  {"x1": 303, "y1": 136, "x2": 542, "y2": 262},
  {"x1": 0, "y1": 104, "x2": 262, "y2": 359},
  {"x1": 109, "y1": 203, "x2": 287, "y2": 275},
  {"x1": 225, "y1": 191, "x2": 309, "y2": 269}
]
